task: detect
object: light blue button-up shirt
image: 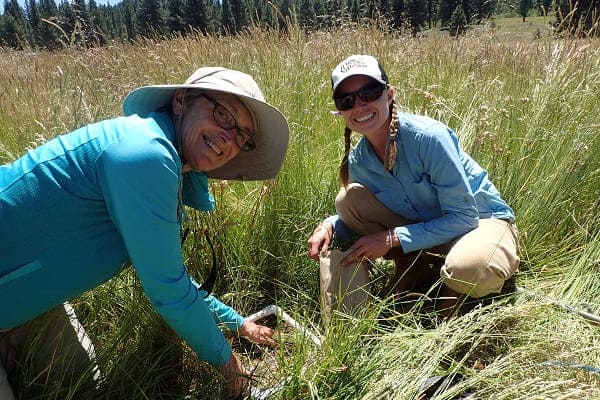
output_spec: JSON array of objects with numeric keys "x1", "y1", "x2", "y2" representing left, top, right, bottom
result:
[
  {"x1": 0, "y1": 112, "x2": 244, "y2": 366},
  {"x1": 327, "y1": 113, "x2": 514, "y2": 253}
]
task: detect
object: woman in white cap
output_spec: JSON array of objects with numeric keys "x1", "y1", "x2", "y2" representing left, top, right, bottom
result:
[
  {"x1": 307, "y1": 55, "x2": 519, "y2": 319},
  {"x1": 0, "y1": 67, "x2": 289, "y2": 398}
]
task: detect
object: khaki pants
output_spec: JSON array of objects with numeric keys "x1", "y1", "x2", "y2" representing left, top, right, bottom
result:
[
  {"x1": 328, "y1": 183, "x2": 519, "y2": 299},
  {"x1": 0, "y1": 303, "x2": 101, "y2": 398}
]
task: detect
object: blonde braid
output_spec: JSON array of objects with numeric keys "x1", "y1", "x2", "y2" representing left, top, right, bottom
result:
[
  {"x1": 383, "y1": 100, "x2": 399, "y2": 171},
  {"x1": 339, "y1": 127, "x2": 352, "y2": 188}
]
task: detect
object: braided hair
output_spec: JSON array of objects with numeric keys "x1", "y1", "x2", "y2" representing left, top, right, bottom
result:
[
  {"x1": 338, "y1": 98, "x2": 399, "y2": 187},
  {"x1": 384, "y1": 100, "x2": 399, "y2": 171}
]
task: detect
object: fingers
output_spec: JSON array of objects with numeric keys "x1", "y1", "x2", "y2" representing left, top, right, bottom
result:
[
  {"x1": 341, "y1": 230, "x2": 392, "y2": 266},
  {"x1": 307, "y1": 235, "x2": 324, "y2": 260},
  {"x1": 221, "y1": 354, "x2": 250, "y2": 399},
  {"x1": 307, "y1": 223, "x2": 333, "y2": 260},
  {"x1": 252, "y1": 325, "x2": 277, "y2": 347},
  {"x1": 239, "y1": 321, "x2": 278, "y2": 348}
]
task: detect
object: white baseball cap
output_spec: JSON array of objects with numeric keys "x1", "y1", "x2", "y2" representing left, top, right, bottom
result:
[
  {"x1": 331, "y1": 55, "x2": 389, "y2": 96},
  {"x1": 123, "y1": 67, "x2": 289, "y2": 181}
]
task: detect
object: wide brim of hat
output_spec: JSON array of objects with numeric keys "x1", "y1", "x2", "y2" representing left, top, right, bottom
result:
[{"x1": 122, "y1": 84, "x2": 289, "y2": 181}]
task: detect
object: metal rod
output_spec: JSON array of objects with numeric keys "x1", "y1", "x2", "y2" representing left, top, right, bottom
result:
[
  {"x1": 516, "y1": 286, "x2": 600, "y2": 324},
  {"x1": 245, "y1": 305, "x2": 322, "y2": 347}
]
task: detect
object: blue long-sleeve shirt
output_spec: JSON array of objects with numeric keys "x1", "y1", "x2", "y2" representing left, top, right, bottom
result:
[
  {"x1": 327, "y1": 113, "x2": 514, "y2": 253},
  {"x1": 0, "y1": 112, "x2": 244, "y2": 366}
]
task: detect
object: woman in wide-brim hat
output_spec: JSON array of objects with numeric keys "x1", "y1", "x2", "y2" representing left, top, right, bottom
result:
[{"x1": 0, "y1": 67, "x2": 289, "y2": 399}]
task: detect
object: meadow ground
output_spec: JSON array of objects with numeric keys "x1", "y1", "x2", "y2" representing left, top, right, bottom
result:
[{"x1": 1, "y1": 17, "x2": 599, "y2": 399}]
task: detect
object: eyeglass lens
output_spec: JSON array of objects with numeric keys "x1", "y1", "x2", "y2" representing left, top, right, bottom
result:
[
  {"x1": 334, "y1": 83, "x2": 386, "y2": 111},
  {"x1": 202, "y1": 94, "x2": 256, "y2": 151}
]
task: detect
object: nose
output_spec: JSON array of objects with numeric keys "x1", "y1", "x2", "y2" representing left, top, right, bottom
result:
[
  {"x1": 353, "y1": 95, "x2": 368, "y2": 108},
  {"x1": 219, "y1": 127, "x2": 237, "y2": 144}
]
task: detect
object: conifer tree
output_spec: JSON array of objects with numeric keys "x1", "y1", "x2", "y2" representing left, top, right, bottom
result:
[
  {"x1": 231, "y1": 0, "x2": 249, "y2": 32},
  {"x1": 406, "y1": 0, "x2": 426, "y2": 35},
  {"x1": 38, "y1": 0, "x2": 61, "y2": 49},
  {"x1": 122, "y1": 0, "x2": 137, "y2": 41},
  {"x1": 391, "y1": 0, "x2": 404, "y2": 28},
  {"x1": 88, "y1": 0, "x2": 110, "y2": 44},
  {"x1": 449, "y1": 2, "x2": 467, "y2": 35},
  {"x1": 27, "y1": 0, "x2": 41, "y2": 46},
  {"x1": 299, "y1": 0, "x2": 316, "y2": 29},
  {"x1": 186, "y1": 0, "x2": 208, "y2": 33},
  {"x1": 168, "y1": 0, "x2": 186, "y2": 34},
  {"x1": 2, "y1": 0, "x2": 29, "y2": 48},
  {"x1": 138, "y1": 0, "x2": 166, "y2": 37},
  {"x1": 221, "y1": 0, "x2": 235, "y2": 33},
  {"x1": 439, "y1": 0, "x2": 459, "y2": 26}
]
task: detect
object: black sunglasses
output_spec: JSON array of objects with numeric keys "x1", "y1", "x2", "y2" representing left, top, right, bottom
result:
[{"x1": 333, "y1": 82, "x2": 387, "y2": 112}]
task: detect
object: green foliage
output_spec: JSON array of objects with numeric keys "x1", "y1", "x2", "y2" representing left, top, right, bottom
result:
[
  {"x1": 449, "y1": 3, "x2": 468, "y2": 34},
  {"x1": 1, "y1": 22, "x2": 599, "y2": 399}
]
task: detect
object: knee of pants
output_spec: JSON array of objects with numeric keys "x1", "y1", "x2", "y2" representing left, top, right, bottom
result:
[{"x1": 440, "y1": 253, "x2": 510, "y2": 298}]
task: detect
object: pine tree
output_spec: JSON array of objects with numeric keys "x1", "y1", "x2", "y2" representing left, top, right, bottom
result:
[
  {"x1": 168, "y1": 0, "x2": 186, "y2": 34},
  {"x1": 470, "y1": 0, "x2": 495, "y2": 21},
  {"x1": 349, "y1": 0, "x2": 361, "y2": 21},
  {"x1": 378, "y1": 0, "x2": 392, "y2": 24},
  {"x1": 38, "y1": 0, "x2": 61, "y2": 49},
  {"x1": 519, "y1": 0, "x2": 531, "y2": 22},
  {"x1": 26, "y1": 0, "x2": 39, "y2": 46},
  {"x1": 449, "y1": 2, "x2": 467, "y2": 35},
  {"x1": 185, "y1": 0, "x2": 208, "y2": 33},
  {"x1": 406, "y1": 0, "x2": 426, "y2": 35},
  {"x1": 221, "y1": 0, "x2": 235, "y2": 33},
  {"x1": 138, "y1": 0, "x2": 166, "y2": 38},
  {"x1": 298, "y1": 0, "x2": 316, "y2": 29},
  {"x1": 391, "y1": 0, "x2": 404, "y2": 29},
  {"x1": 312, "y1": 0, "x2": 325, "y2": 28},
  {"x1": 231, "y1": 0, "x2": 249, "y2": 33},
  {"x1": 2, "y1": 0, "x2": 29, "y2": 49},
  {"x1": 88, "y1": 0, "x2": 109, "y2": 45},
  {"x1": 438, "y1": 0, "x2": 459, "y2": 26},
  {"x1": 122, "y1": 0, "x2": 137, "y2": 41}
]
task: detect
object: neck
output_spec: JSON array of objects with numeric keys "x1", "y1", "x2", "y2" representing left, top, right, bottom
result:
[{"x1": 364, "y1": 119, "x2": 392, "y2": 162}]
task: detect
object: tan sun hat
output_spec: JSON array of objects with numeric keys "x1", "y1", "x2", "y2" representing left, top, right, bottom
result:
[{"x1": 122, "y1": 67, "x2": 289, "y2": 181}]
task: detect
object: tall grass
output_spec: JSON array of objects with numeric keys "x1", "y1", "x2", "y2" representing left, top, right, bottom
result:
[{"x1": 1, "y1": 20, "x2": 599, "y2": 399}]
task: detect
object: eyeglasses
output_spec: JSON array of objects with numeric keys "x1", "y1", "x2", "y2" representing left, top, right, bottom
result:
[
  {"x1": 201, "y1": 93, "x2": 256, "y2": 152},
  {"x1": 333, "y1": 82, "x2": 387, "y2": 111}
]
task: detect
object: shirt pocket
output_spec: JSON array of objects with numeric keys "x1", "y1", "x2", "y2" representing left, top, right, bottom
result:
[{"x1": 0, "y1": 260, "x2": 42, "y2": 286}]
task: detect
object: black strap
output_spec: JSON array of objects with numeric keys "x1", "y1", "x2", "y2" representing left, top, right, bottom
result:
[
  {"x1": 180, "y1": 227, "x2": 218, "y2": 297},
  {"x1": 199, "y1": 230, "x2": 217, "y2": 296}
]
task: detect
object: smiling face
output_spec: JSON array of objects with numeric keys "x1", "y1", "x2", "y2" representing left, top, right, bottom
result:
[
  {"x1": 335, "y1": 75, "x2": 394, "y2": 139},
  {"x1": 172, "y1": 89, "x2": 254, "y2": 173}
]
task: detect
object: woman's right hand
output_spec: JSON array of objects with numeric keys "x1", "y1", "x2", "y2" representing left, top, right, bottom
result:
[
  {"x1": 307, "y1": 222, "x2": 333, "y2": 260},
  {"x1": 221, "y1": 353, "x2": 251, "y2": 399}
]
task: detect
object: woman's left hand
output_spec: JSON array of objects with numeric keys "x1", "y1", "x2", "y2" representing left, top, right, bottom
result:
[
  {"x1": 341, "y1": 230, "x2": 393, "y2": 267},
  {"x1": 238, "y1": 320, "x2": 277, "y2": 347}
]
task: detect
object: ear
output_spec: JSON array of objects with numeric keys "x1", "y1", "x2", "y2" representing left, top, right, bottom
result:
[
  {"x1": 172, "y1": 89, "x2": 185, "y2": 116},
  {"x1": 386, "y1": 85, "x2": 395, "y2": 104}
]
